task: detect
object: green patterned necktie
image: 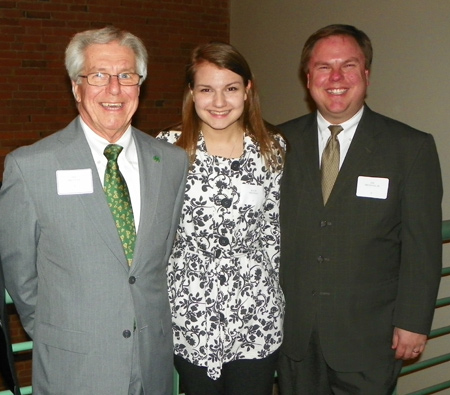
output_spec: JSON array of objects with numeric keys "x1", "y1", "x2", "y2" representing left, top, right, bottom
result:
[{"x1": 103, "y1": 144, "x2": 136, "y2": 266}]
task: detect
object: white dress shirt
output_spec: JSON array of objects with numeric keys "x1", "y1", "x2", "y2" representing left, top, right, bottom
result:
[
  {"x1": 80, "y1": 117, "x2": 141, "y2": 231},
  {"x1": 317, "y1": 106, "x2": 364, "y2": 169}
]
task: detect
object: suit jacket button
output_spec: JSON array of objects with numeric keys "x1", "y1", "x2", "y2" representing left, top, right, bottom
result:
[
  {"x1": 123, "y1": 329, "x2": 132, "y2": 338},
  {"x1": 129, "y1": 276, "x2": 136, "y2": 284}
]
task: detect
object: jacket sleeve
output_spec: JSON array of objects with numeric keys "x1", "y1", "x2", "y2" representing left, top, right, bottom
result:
[
  {"x1": 393, "y1": 133, "x2": 443, "y2": 334},
  {"x1": 0, "y1": 152, "x2": 39, "y2": 338}
]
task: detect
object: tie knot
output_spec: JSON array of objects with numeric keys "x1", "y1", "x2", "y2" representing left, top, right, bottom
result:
[
  {"x1": 104, "y1": 144, "x2": 123, "y2": 162},
  {"x1": 328, "y1": 125, "x2": 343, "y2": 139}
]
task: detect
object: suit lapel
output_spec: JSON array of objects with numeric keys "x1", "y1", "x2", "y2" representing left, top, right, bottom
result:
[
  {"x1": 54, "y1": 118, "x2": 128, "y2": 269},
  {"x1": 295, "y1": 114, "x2": 324, "y2": 208},
  {"x1": 131, "y1": 129, "x2": 162, "y2": 270},
  {"x1": 326, "y1": 106, "x2": 378, "y2": 206}
]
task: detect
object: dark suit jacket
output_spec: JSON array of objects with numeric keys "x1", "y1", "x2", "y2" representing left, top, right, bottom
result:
[
  {"x1": 279, "y1": 106, "x2": 443, "y2": 372},
  {"x1": 1, "y1": 265, "x2": 20, "y2": 395}
]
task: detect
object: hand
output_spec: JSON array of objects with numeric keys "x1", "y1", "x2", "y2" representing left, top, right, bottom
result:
[{"x1": 391, "y1": 327, "x2": 427, "y2": 360}]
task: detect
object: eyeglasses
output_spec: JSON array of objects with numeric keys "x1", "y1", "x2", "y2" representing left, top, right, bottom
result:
[{"x1": 78, "y1": 72, "x2": 143, "y2": 86}]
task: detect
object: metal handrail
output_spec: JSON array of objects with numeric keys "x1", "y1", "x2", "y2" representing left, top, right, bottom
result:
[
  {"x1": 0, "y1": 387, "x2": 32, "y2": 395},
  {"x1": 401, "y1": 352, "x2": 450, "y2": 376},
  {"x1": 3, "y1": 220, "x2": 450, "y2": 395},
  {"x1": 441, "y1": 219, "x2": 450, "y2": 241},
  {"x1": 395, "y1": 227, "x2": 450, "y2": 394},
  {"x1": 407, "y1": 380, "x2": 450, "y2": 395}
]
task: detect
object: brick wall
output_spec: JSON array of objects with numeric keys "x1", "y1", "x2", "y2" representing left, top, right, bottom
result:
[
  {"x1": 1, "y1": 305, "x2": 31, "y2": 390},
  {"x1": 0, "y1": 0, "x2": 229, "y2": 390},
  {"x1": 0, "y1": 0, "x2": 229, "y2": 177}
]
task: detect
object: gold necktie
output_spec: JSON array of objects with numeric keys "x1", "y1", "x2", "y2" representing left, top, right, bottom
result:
[
  {"x1": 104, "y1": 144, "x2": 136, "y2": 266},
  {"x1": 321, "y1": 125, "x2": 343, "y2": 204}
]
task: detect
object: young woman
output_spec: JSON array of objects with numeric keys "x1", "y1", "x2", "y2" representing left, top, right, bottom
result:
[{"x1": 158, "y1": 42, "x2": 285, "y2": 395}]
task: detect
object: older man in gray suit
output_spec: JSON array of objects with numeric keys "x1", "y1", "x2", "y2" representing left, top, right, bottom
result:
[{"x1": 0, "y1": 26, "x2": 188, "y2": 394}]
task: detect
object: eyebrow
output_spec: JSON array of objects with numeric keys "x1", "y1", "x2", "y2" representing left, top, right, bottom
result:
[
  {"x1": 86, "y1": 67, "x2": 136, "y2": 73},
  {"x1": 195, "y1": 81, "x2": 243, "y2": 88},
  {"x1": 313, "y1": 56, "x2": 362, "y2": 66}
]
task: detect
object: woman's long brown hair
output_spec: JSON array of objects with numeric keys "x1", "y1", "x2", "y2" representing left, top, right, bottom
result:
[{"x1": 175, "y1": 41, "x2": 284, "y2": 171}]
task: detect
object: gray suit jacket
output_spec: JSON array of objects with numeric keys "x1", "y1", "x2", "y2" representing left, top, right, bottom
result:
[
  {"x1": 0, "y1": 117, "x2": 188, "y2": 394},
  {"x1": 279, "y1": 106, "x2": 442, "y2": 371}
]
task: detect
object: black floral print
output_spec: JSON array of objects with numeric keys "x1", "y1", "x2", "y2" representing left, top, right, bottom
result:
[{"x1": 157, "y1": 131, "x2": 285, "y2": 379}]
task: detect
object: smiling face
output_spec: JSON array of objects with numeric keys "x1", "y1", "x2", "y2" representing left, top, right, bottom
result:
[
  {"x1": 307, "y1": 35, "x2": 370, "y2": 124},
  {"x1": 72, "y1": 41, "x2": 140, "y2": 142},
  {"x1": 191, "y1": 62, "x2": 250, "y2": 135}
]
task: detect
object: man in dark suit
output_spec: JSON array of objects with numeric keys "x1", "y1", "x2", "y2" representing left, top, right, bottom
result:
[
  {"x1": 1, "y1": 263, "x2": 20, "y2": 395},
  {"x1": 277, "y1": 24, "x2": 442, "y2": 394}
]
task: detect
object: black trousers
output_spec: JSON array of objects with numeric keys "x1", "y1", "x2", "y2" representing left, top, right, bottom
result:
[
  {"x1": 174, "y1": 350, "x2": 279, "y2": 395},
  {"x1": 277, "y1": 327, "x2": 403, "y2": 395}
]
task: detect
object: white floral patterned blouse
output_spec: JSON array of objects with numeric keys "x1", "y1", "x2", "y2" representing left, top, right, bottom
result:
[{"x1": 157, "y1": 130, "x2": 285, "y2": 379}]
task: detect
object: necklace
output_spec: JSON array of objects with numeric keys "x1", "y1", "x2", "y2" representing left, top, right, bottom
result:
[
  {"x1": 229, "y1": 136, "x2": 238, "y2": 158},
  {"x1": 229, "y1": 132, "x2": 243, "y2": 158},
  {"x1": 201, "y1": 130, "x2": 243, "y2": 158}
]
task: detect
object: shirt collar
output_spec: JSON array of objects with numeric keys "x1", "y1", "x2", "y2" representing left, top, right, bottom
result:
[
  {"x1": 317, "y1": 106, "x2": 364, "y2": 140},
  {"x1": 80, "y1": 116, "x2": 134, "y2": 161}
]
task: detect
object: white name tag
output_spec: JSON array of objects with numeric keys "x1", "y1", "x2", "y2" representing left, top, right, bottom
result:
[
  {"x1": 356, "y1": 176, "x2": 389, "y2": 199},
  {"x1": 56, "y1": 169, "x2": 94, "y2": 195},
  {"x1": 240, "y1": 184, "x2": 264, "y2": 207}
]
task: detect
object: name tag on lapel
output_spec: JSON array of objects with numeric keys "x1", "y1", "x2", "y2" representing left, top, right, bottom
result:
[
  {"x1": 56, "y1": 169, "x2": 94, "y2": 195},
  {"x1": 356, "y1": 176, "x2": 389, "y2": 199}
]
